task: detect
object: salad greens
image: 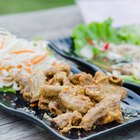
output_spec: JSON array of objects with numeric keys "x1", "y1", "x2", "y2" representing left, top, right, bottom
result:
[
  {"x1": 118, "y1": 25, "x2": 140, "y2": 45},
  {"x1": 0, "y1": 86, "x2": 16, "y2": 93},
  {"x1": 72, "y1": 18, "x2": 140, "y2": 84},
  {"x1": 72, "y1": 18, "x2": 140, "y2": 54},
  {"x1": 72, "y1": 18, "x2": 119, "y2": 55},
  {"x1": 120, "y1": 75, "x2": 140, "y2": 85}
]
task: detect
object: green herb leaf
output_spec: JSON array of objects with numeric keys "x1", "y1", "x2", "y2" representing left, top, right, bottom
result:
[
  {"x1": 0, "y1": 86, "x2": 16, "y2": 93},
  {"x1": 118, "y1": 25, "x2": 140, "y2": 45},
  {"x1": 120, "y1": 75, "x2": 140, "y2": 84}
]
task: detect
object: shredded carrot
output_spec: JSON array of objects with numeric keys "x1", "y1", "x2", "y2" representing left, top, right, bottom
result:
[
  {"x1": 51, "y1": 61, "x2": 57, "y2": 66},
  {"x1": 86, "y1": 38, "x2": 94, "y2": 46},
  {"x1": 0, "y1": 66, "x2": 4, "y2": 71},
  {"x1": 10, "y1": 50, "x2": 35, "y2": 54},
  {"x1": 26, "y1": 68, "x2": 32, "y2": 74},
  {"x1": 31, "y1": 52, "x2": 49, "y2": 65},
  {"x1": 30, "y1": 103, "x2": 37, "y2": 107},
  {"x1": 23, "y1": 60, "x2": 32, "y2": 67},
  {"x1": 17, "y1": 65, "x2": 23, "y2": 69},
  {"x1": 0, "y1": 40, "x2": 4, "y2": 49},
  {"x1": 26, "y1": 63, "x2": 32, "y2": 67},
  {"x1": 31, "y1": 54, "x2": 41, "y2": 63},
  {"x1": 3, "y1": 58, "x2": 11, "y2": 60}
]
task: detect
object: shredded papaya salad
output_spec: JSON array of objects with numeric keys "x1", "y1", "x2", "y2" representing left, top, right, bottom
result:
[{"x1": 0, "y1": 29, "x2": 60, "y2": 93}]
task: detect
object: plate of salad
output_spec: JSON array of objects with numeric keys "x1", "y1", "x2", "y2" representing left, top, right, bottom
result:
[
  {"x1": 50, "y1": 19, "x2": 140, "y2": 86},
  {"x1": 72, "y1": 18, "x2": 140, "y2": 85}
]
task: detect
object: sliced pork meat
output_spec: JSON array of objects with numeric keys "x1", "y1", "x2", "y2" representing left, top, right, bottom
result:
[
  {"x1": 48, "y1": 100, "x2": 62, "y2": 115},
  {"x1": 52, "y1": 111, "x2": 82, "y2": 132},
  {"x1": 108, "y1": 75, "x2": 123, "y2": 86},
  {"x1": 49, "y1": 71, "x2": 70, "y2": 85},
  {"x1": 38, "y1": 96, "x2": 50, "y2": 110},
  {"x1": 70, "y1": 72, "x2": 94, "y2": 86},
  {"x1": 14, "y1": 72, "x2": 30, "y2": 92},
  {"x1": 59, "y1": 88, "x2": 93, "y2": 113},
  {"x1": 15, "y1": 71, "x2": 46, "y2": 102},
  {"x1": 40, "y1": 85, "x2": 66, "y2": 97},
  {"x1": 44, "y1": 63, "x2": 70, "y2": 79},
  {"x1": 93, "y1": 71, "x2": 109, "y2": 84},
  {"x1": 85, "y1": 84, "x2": 127, "y2": 102},
  {"x1": 14, "y1": 63, "x2": 127, "y2": 133},
  {"x1": 80, "y1": 94, "x2": 122, "y2": 131},
  {"x1": 85, "y1": 84, "x2": 104, "y2": 102}
]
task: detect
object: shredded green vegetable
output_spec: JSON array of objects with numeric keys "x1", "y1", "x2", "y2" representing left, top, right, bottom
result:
[
  {"x1": 120, "y1": 75, "x2": 140, "y2": 85},
  {"x1": 0, "y1": 86, "x2": 16, "y2": 93}
]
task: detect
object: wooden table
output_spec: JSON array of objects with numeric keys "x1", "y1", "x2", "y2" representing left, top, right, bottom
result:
[{"x1": 0, "y1": 5, "x2": 140, "y2": 140}]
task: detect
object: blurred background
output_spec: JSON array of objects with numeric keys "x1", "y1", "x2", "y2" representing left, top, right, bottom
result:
[
  {"x1": 0, "y1": 0, "x2": 139, "y2": 39},
  {"x1": 0, "y1": 0, "x2": 80, "y2": 39},
  {"x1": 0, "y1": 0, "x2": 74, "y2": 15}
]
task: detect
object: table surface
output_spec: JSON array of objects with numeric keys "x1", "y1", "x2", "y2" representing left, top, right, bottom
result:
[{"x1": 0, "y1": 5, "x2": 140, "y2": 140}]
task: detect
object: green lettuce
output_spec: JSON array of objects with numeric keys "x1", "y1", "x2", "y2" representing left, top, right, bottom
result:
[
  {"x1": 0, "y1": 86, "x2": 16, "y2": 93},
  {"x1": 72, "y1": 18, "x2": 119, "y2": 55},
  {"x1": 72, "y1": 18, "x2": 140, "y2": 56},
  {"x1": 120, "y1": 75, "x2": 140, "y2": 84},
  {"x1": 118, "y1": 25, "x2": 140, "y2": 45}
]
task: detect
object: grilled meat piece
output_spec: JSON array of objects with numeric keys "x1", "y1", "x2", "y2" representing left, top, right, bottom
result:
[
  {"x1": 15, "y1": 71, "x2": 46, "y2": 102},
  {"x1": 44, "y1": 63, "x2": 70, "y2": 80},
  {"x1": 108, "y1": 75, "x2": 123, "y2": 86},
  {"x1": 47, "y1": 71, "x2": 70, "y2": 85},
  {"x1": 85, "y1": 84, "x2": 127, "y2": 102},
  {"x1": 59, "y1": 87, "x2": 93, "y2": 113},
  {"x1": 70, "y1": 72, "x2": 94, "y2": 86},
  {"x1": 48, "y1": 100, "x2": 62, "y2": 115},
  {"x1": 14, "y1": 72, "x2": 30, "y2": 92},
  {"x1": 93, "y1": 71, "x2": 108, "y2": 84},
  {"x1": 85, "y1": 84, "x2": 104, "y2": 102},
  {"x1": 40, "y1": 85, "x2": 66, "y2": 97},
  {"x1": 15, "y1": 64, "x2": 127, "y2": 133},
  {"x1": 52, "y1": 111, "x2": 82, "y2": 132},
  {"x1": 80, "y1": 94, "x2": 122, "y2": 131},
  {"x1": 38, "y1": 96, "x2": 50, "y2": 110}
]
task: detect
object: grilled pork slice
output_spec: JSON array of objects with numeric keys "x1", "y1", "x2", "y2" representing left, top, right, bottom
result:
[
  {"x1": 15, "y1": 71, "x2": 46, "y2": 102},
  {"x1": 93, "y1": 71, "x2": 109, "y2": 84},
  {"x1": 48, "y1": 100, "x2": 63, "y2": 115},
  {"x1": 70, "y1": 72, "x2": 94, "y2": 86},
  {"x1": 44, "y1": 63, "x2": 70, "y2": 80},
  {"x1": 108, "y1": 75, "x2": 122, "y2": 86},
  {"x1": 80, "y1": 94, "x2": 122, "y2": 131},
  {"x1": 85, "y1": 84, "x2": 127, "y2": 102},
  {"x1": 52, "y1": 111, "x2": 82, "y2": 132},
  {"x1": 40, "y1": 85, "x2": 66, "y2": 97},
  {"x1": 47, "y1": 71, "x2": 70, "y2": 85},
  {"x1": 38, "y1": 85, "x2": 67, "y2": 110},
  {"x1": 58, "y1": 87, "x2": 93, "y2": 113},
  {"x1": 85, "y1": 84, "x2": 104, "y2": 102}
]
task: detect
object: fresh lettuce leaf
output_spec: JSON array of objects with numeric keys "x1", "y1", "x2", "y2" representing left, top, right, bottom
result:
[
  {"x1": 72, "y1": 18, "x2": 140, "y2": 57},
  {"x1": 120, "y1": 75, "x2": 140, "y2": 84},
  {"x1": 0, "y1": 86, "x2": 16, "y2": 93},
  {"x1": 118, "y1": 25, "x2": 140, "y2": 45},
  {"x1": 72, "y1": 18, "x2": 119, "y2": 55},
  {"x1": 88, "y1": 18, "x2": 119, "y2": 43}
]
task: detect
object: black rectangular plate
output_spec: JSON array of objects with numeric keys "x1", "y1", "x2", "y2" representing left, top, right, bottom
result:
[{"x1": 1, "y1": 67, "x2": 140, "y2": 140}]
